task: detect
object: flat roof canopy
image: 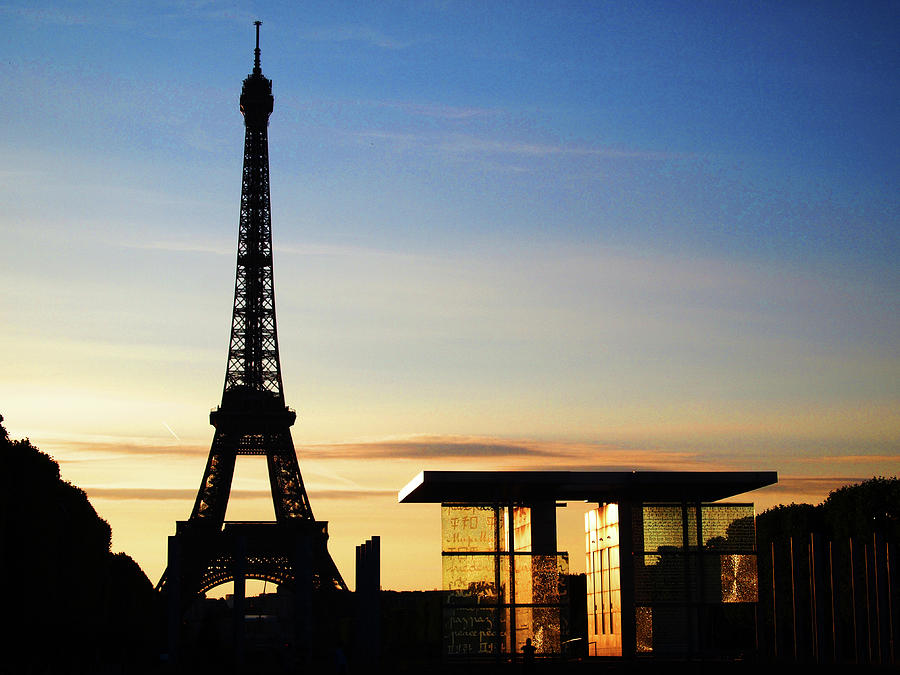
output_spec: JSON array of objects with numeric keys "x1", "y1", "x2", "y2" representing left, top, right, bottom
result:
[{"x1": 399, "y1": 470, "x2": 777, "y2": 504}]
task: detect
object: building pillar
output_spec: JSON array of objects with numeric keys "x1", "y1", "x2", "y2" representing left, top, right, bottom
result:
[
  {"x1": 618, "y1": 500, "x2": 636, "y2": 660},
  {"x1": 530, "y1": 501, "x2": 558, "y2": 554}
]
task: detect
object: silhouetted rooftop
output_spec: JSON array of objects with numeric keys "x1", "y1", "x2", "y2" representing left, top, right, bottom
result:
[{"x1": 398, "y1": 470, "x2": 777, "y2": 504}]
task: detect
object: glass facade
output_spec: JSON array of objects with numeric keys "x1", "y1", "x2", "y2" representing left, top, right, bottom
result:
[
  {"x1": 585, "y1": 503, "x2": 622, "y2": 656},
  {"x1": 587, "y1": 502, "x2": 759, "y2": 658},
  {"x1": 441, "y1": 504, "x2": 569, "y2": 658}
]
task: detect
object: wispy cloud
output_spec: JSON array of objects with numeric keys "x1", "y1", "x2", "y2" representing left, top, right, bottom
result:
[
  {"x1": 85, "y1": 486, "x2": 394, "y2": 501},
  {"x1": 751, "y1": 476, "x2": 879, "y2": 508},
  {"x1": 298, "y1": 25, "x2": 422, "y2": 50},
  {"x1": 791, "y1": 455, "x2": 899, "y2": 465},
  {"x1": 343, "y1": 128, "x2": 680, "y2": 169},
  {"x1": 0, "y1": 4, "x2": 106, "y2": 26},
  {"x1": 437, "y1": 135, "x2": 681, "y2": 160},
  {"x1": 374, "y1": 101, "x2": 494, "y2": 120},
  {"x1": 46, "y1": 438, "x2": 208, "y2": 458},
  {"x1": 296, "y1": 434, "x2": 701, "y2": 467},
  {"x1": 119, "y1": 239, "x2": 233, "y2": 256}
]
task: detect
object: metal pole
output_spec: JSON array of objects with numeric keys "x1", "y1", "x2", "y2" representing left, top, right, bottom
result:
[
  {"x1": 829, "y1": 540, "x2": 837, "y2": 663},
  {"x1": 772, "y1": 540, "x2": 778, "y2": 660},
  {"x1": 865, "y1": 541, "x2": 873, "y2": 662},
  {"x1": 790, "y1": 536, "x2": 797, "y2": 662},
  {"x1": 887, "y1": 540, "x2": 895, "y2": 664},
  {"x1": 850, "y1": 538, "x2": 859, "y2": 663},
  {"x1": 810, "y1": 533, "x2": 819, "y2": 662}
]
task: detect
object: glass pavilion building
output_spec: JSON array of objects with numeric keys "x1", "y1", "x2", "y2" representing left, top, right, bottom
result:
[{"x1": 399, "y1": 470, "x2": 775, "y2": 662}]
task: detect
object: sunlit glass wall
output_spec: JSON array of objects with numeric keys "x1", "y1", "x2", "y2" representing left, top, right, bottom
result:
[
  {"x1": 587, "y1": 502, "x2": 759, "y2": 658},
  {"x1": 441, "y1": 504, "x2": 569, "y2": 658}
]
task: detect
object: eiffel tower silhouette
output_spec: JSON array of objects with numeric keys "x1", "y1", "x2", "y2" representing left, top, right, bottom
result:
[{"x1": 159, "y1": 23, "x2": 347, "y2": 662}]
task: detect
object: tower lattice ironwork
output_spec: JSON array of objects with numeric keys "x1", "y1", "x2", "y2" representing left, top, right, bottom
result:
[
  {"x1": 189, "y1": 22, "x2": 316, "y2": 529},
  {"x1": 159, "y1": 24, "x2": 347, "y2": 627}
]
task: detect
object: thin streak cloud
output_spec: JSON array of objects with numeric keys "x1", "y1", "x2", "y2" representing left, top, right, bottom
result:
[
  {"x1": 296, "y1": 435, "x2": 700, "y2": 465},
  {"x1": 298, "y1": 25, "x2": 423, "y2": 50},
  {"x1": 86, "y1": 487, "x2": 394, "y2": 501}
]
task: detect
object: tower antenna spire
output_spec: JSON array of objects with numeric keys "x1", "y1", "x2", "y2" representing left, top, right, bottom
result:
[{"x1": 253, "y1": 20, "x2": 262, "y2": 74}]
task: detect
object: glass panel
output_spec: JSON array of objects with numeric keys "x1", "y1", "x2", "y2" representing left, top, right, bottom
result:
[
  {"x1": 442, "y1": 505, "x2": 499, "y2": 552},
  {"x1": 634, "y1": 554, "x2": 693, "y2": 603},
  {"x1": 512, "y1": 553, "x2": 569, "y2": 606},
  {"x1": 645, "y1": 606, "x2": 689, "y2": 654},
  {"x1": 720, "y1": 554, "x2": 758, "y2": 602},
  {"x1": 635, "y1": 607, "x2": 653, "y2": 653},
  {"x1": 514, "y1": 606, "x2": 561, "y2": 654},
  {"x1": 443, "y1": 606, "x2": 503, "y2": 656},
  {"x1": 442, "y1": 554, "x2": 505, "y2": 604},
  {"x1": 641, "y1": 505, "x2": 683, "y2": 552},
  {"x1": 514, "y1": 553, "x2": 533, "y2": 605},
  {"x1": 701, "y1": 505, "x2": 755, "y2": 551},
  {"x1": 513, "y1": 506, "x2": 532, "y2": 552}
]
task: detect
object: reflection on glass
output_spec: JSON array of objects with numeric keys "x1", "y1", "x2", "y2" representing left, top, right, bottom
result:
[
  {"x1": 585, "y1": 502, "x2": 621, "y2": 657},
  {"x1": 641, "y1": 505, "x2": 683, "y2": 552},
  {"x1": 635, "y1": 607, "x2": 653, "y2": 653},
  {"x1": 633, "y1": 502, "x2": 759, "y2": 656},
  {"x1": 720, "y1": 554, "x2": 758, "y2": 602},
  {"x1": 701, "y1": 505, "x2": 755, "y2": 551}
]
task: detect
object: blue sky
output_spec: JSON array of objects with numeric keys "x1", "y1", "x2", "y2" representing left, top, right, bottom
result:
[{"x1": 0, "y1": 1, "x2": 897, "y2": 589}]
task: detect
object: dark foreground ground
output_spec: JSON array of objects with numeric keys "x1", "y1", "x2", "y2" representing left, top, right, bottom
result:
[
  {"x1": 382, "y1": 660, "x2": 894, "y2": 675},
  {"x1": 148, "y1": 658, "x2": 899, "y2": 675}
]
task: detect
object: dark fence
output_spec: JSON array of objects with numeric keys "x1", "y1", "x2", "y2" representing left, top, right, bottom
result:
[{"x1": 756, "y1": 532, "x2": 897, "y2": 664}]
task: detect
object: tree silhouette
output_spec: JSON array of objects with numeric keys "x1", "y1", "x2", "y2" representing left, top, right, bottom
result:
[{"x1": 0, "y1": 414, "x2": 159, "y2": 672}]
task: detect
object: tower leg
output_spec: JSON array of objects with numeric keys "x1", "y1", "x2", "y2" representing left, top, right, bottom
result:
[{"x1": 190, "y1": 431, "x2": 239, "y2": 526}]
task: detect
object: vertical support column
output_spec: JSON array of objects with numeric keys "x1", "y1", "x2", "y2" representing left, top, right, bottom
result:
[
  {"x1": 507, "y1": 503, "x2": 517, "y2": 663},
  {"x1": 681, "y1": 501, "x2": 697, "y2": 658},
  {"x1": 530, "y1": 502, "x2": 557, "y2": 554},
  {"x1": 618, "y1": 500, "x2": 636, "y2": 661},
  {"x1": 354, "y1": 535, "x2": 381, "y2": 666},
  {"x1": 371, "y1": 536, "x2": 381, "y2": 592},
  {"x1": 493, "y1": 504, "x2": 503, "y2": 661}
]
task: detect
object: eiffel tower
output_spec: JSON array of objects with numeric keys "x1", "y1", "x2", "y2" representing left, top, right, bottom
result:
[{"x1": 159, "y1": 22, "x2": 347, "y2": 662}]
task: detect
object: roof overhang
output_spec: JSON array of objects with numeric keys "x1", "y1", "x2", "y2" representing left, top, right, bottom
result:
[{"x1": 398, "y1": 470, "x2": 777, "y2": 504}]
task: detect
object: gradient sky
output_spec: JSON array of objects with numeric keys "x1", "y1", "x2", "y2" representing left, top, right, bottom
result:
[{"x1": 1, "y1": 1, "x2": 897, "y2": 592}]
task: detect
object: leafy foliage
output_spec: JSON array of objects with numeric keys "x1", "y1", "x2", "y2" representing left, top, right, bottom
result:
[{"x1": 756, "y1": 476, "x2": 899, "y2": 543}]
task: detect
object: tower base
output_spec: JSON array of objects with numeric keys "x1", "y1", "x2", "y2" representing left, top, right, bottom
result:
[{"x1": 160, "y1": 520, "x2": 347, "y2": 668}]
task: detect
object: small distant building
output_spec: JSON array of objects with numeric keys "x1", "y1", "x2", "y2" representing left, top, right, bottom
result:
[{"x1": 399, "y1": 470, "x2": 775, "y2": 662}]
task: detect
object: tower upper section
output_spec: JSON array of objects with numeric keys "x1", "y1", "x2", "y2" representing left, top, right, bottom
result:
[
  {"x1": 220, "y1": 21, "x2": 287, "y2": 408},
  {"x1": 240, "y1": 21, "x2": 274, "y2": 126}
]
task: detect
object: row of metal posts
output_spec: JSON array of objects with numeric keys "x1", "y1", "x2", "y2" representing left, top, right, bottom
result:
[{"x1": 761, "y1": 532, "x2": 896, "y2": 664}]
